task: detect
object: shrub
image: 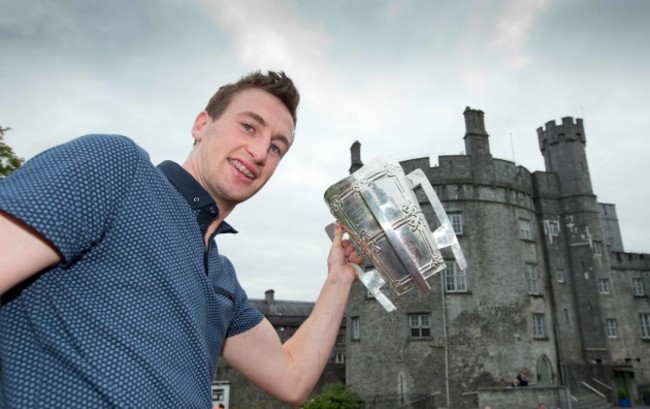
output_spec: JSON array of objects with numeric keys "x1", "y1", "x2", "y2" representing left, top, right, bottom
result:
[{"x1": 302, "y1": 382, "x2": 360, "y2": 409}]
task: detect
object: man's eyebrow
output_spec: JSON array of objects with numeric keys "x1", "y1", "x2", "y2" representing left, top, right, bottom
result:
[{"x1": 241, "y1": 111, "x2": 266, "y2": 127}]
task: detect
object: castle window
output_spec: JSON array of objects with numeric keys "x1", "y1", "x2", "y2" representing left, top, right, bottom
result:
[
  {"x1": 444, "y1": 260, "x2": 467, "y2": 292},
  {"x1": 334, "y1": 353, "x2": 345, "y2": 364},
  {"x1": 638, "y1": 313, "x2": 650, "y2": 340},
  {"x1": 598, "y1": 278, "x2": 610, "y2": 294},
  {"x1": 598, "y1": 278, "x2": 609, "y2": 294},
  {"x1": 532, "y1": 314, "x2": 546, "y2": 338},
  {"x1": 526, "y1": 263, "x2": 540, "y2": 295},
  {"x1": 449, "y1": 213, "x2": 463, "y2": 235},
  {"x1": 593, "y1": 241, "x2": 603, "y2": 256},
  {"x1": 351, "y1": 317, "x2": 360, "y2": 341},
  {"x1": 606, "y1": 319, "x2": 618, "y2": 338},
  {"x1": 408, "y1": 313, "x2": 431, "y2": 338},
  {"x1": 519, "y1": 218, "x2": 533, "y2": 241},
  {"x1": 632, "y1": 278, "x2": 646, "y2": 296},
  {"x1": 547, "y1": 220, "x2": 560, "y2": 236},
  {"x1": 556, "y1": 269, "x2": 565, "y2": 283}
]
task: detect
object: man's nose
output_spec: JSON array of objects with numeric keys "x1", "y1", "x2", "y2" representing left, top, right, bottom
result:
[{"x1": 248, "y1": 137, "x2": 269, "y2": 165}]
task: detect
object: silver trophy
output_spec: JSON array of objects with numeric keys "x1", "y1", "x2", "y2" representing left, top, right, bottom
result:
[{"x1": 324, "y1": 157, "x2": 467, "y2": 312}]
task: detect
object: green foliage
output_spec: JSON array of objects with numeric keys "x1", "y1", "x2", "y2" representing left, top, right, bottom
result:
[
  {"x1": 617, "y1": 389, "x2": 628, "y2": 399},
  {"x1": 302, "y1": 382, "x2": 360, "y2": 409},
  {"x1": 0, "y1": 126, "x2": 24, "y2": 177}
]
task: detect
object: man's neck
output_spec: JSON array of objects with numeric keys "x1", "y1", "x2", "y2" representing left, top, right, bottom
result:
[{"x1": 203, "y1": 209, "x2": 231, "y2": 247}]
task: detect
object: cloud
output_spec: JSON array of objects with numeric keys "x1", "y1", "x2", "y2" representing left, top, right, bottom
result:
[
  {"x1": 488, "y1": 0, "x2": 549, "y2": 69},
  {"x1": 199, "y1": 0, "x2": 331, "y2": 75},
  {"x1": 458, "y1": 0, "x2": 549, "y2": 91},
  {"x1": 384, "y1": 0, "x2": 412, "y2": 21}
]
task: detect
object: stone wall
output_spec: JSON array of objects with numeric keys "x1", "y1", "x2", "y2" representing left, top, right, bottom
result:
[{"x1": 478, "y1": 385, "x2": 567, "y2": 409}]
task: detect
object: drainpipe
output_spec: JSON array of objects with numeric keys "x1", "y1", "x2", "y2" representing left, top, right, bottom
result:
[
  {"x1": 554, "y1": 321, "x2": 573, "y2": 409},
  {"x1": 441, "y1": 272, "x2": 450, "y2": 408}
]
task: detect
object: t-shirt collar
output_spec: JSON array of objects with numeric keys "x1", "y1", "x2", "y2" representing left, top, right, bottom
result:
[{"x1": 157, "y1": 160, "x2": 237, "y2": 235}]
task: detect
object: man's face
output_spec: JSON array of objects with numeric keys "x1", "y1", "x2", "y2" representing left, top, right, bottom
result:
[{"x1": 189, "y1": 88, "x2": 294, "y2": 210}]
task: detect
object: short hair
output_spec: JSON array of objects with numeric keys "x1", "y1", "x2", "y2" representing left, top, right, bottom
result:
[{"x1": 205, "y1": 70, "x2": 300, "y2": 127}]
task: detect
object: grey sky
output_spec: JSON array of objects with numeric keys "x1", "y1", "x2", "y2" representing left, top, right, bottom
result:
[{"x1": 1, "y1": 0, "x2": 648, "y2": 301}]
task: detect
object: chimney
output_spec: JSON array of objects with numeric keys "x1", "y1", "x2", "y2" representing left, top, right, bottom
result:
[
  {"x1": 349, "y1": 140, "x2": 363, "y2": 174},
  {"x1": 264, "y1": 289, "x2": 275, "y2": 304},
  {"x1": 463, "y1": 106, "x2": 491, "y2": 157}
]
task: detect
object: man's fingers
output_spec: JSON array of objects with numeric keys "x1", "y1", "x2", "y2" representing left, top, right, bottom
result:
[
  {"x1": 332, "y1": 222, "x2": 363, "y2": 265},
  {"x1": 332, "y1": 221, "x2": 344, "y2": 246}
]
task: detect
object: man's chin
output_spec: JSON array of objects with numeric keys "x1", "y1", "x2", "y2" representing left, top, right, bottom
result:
[{"x1": 227, "y1": 188, "x2": 261, "y2": 206}]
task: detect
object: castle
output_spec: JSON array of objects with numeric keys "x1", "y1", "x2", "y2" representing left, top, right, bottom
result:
[{"x1": 344, "y1": 107, "x2": 649, "y2": 408}]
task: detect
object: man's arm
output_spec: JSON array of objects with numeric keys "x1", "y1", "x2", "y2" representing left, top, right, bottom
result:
[
  {"x1": 221, "y1": 223, "x2": 358, "y2": 406},
  {"x1": 0, "y1": 212, "x2": 61, "y2": 295}
]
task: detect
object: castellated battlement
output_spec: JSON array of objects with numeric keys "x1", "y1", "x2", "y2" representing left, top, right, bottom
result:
[
  {"x1": 401, "y1": 154, "x2": 534, "y2": 199},
  {"x1": 537, "y1": 116, "x2": 586, "y2": 152},
  {"x1": 610, "y1": 251, "x2": 650, "y2": 271}
]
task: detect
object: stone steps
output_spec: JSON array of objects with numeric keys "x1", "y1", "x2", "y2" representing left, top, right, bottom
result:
[{"x1": 572, "y1": 392, "x2": 616, "y2": 409}]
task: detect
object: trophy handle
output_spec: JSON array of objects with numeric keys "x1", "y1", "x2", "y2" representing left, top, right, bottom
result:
[
  {"x1": 352, "y1": 264, "x2": 397, "y2": 312},
  {"x1": 406, "y1": 169, "x2": 468, "y2": 271},
  {"x1": 325, "y1": 223, "x2": 397, "y2": 312}
]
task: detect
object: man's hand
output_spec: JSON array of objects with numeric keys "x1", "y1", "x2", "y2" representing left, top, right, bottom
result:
[{"x1": 327, "y1": 221, "x2": 361, "y2": 282}]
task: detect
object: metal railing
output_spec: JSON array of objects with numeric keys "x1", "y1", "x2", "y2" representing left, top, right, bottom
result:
[
  {"x1": 591, "y1": 378, "x2": 613, "y2": 392},
  {"x1": 358, "y1": 392, "x2": 440, "y2": 409},
  {"x1": 580, "y1": 381, "x2": 607, "y2": 399}
]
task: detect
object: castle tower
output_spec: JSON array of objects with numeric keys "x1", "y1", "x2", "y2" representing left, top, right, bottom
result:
[
  {"x1": 538, "y1": 118, "x2": 593, "y2": 194},
  {"x1": 536, "y1": 117, "x2": 611, "y2": 381}
]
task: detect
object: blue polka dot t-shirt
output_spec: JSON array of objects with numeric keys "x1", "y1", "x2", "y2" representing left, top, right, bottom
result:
[{"x1": 0, "y1": 135, "x2": 263, "y2": 408}]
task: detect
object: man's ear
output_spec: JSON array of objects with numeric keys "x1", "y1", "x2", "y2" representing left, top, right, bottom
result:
[{"x1": 191, "y1": 111, "x2": 210, "y2": 143}]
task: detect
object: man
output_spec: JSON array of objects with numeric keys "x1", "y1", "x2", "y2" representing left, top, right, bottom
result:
[{"x1": 0, "y1": 71, "x2": 360, "y2": 408}]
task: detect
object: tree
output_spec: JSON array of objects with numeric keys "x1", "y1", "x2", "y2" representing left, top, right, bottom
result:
[
  {"x1": 0, "y1": 125, "x2": 24, "y2": 178},
  {"x1": 302, "y1": 382, "x2": 360, "y2": 409}
]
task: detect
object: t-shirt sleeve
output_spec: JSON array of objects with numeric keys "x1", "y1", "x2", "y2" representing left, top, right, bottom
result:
[
  {"x1": 218, "y1": 255, "x2": 264, "y2": 337},
  {"x1": 0, "y1": 134, "x2": 148, "y2": 265}
]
